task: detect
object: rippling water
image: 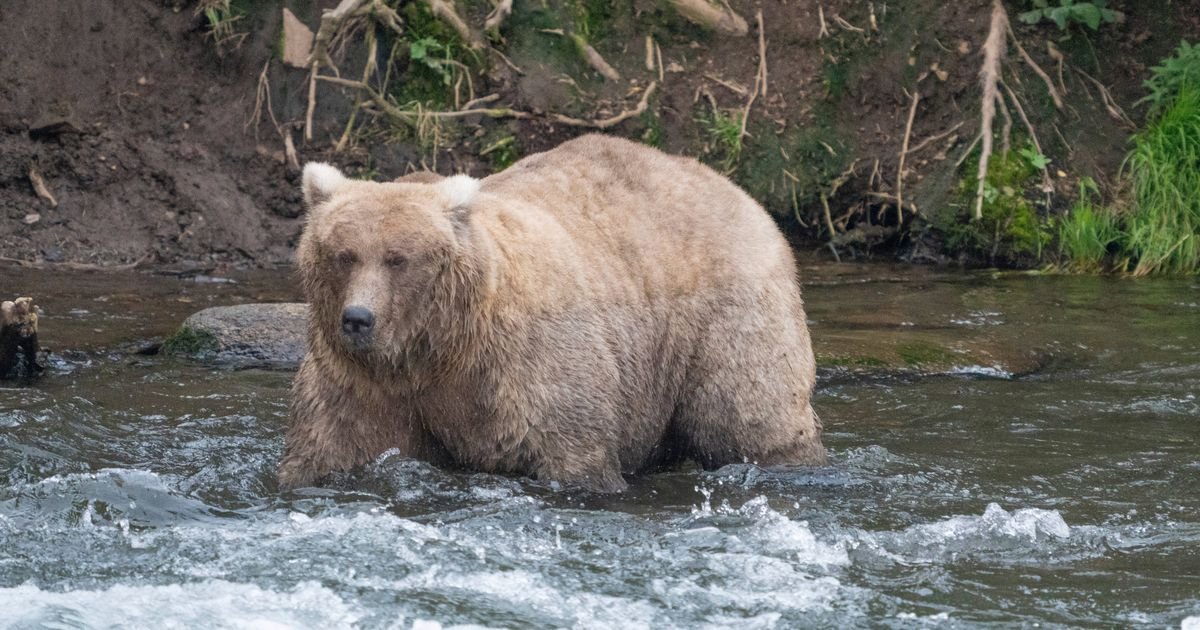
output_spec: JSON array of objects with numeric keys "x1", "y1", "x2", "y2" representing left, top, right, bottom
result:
[{"x1": 1, "y1": 267, "x2": 1198, "y2": 628}]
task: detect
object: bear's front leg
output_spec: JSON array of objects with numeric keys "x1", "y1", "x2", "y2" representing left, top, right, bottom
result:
[{"x1": 278, "y1": 352, "x2": 431, "y2": 490}]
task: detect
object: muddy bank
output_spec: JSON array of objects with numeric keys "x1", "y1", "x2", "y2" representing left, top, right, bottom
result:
[{"x1": 1, "y1": 1, "x2": 1196, "y2": 267}]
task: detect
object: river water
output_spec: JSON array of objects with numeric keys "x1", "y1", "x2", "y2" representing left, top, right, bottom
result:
[{"x1": 1, "y1": 266, "x2": 1197, "y2": 628}]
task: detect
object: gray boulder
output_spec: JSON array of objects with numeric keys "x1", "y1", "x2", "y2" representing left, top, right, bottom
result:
[{"x1": 165, "y1": 303, "x2": 307, "y2": 368}]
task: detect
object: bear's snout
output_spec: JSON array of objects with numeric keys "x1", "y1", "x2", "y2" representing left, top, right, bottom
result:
[{"x1": 341, "y1": 305, "x2": 375, "y2": 338}]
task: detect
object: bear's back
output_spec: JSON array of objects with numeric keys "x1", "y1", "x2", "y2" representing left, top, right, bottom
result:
[{"x1": 475, "y1": 134, "x2": 795, "y2": 303}]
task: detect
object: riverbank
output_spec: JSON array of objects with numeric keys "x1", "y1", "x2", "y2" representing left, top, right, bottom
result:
[{"x1": 2, "y1": 1, "x2": 1196, "y2": 269}]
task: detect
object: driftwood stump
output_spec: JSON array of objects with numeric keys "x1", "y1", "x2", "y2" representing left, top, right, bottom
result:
[{"x1": 1, "y1": 297, "x2": 42, "y2": 379}]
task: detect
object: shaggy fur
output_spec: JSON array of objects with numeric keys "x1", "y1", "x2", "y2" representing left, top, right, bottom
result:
[{"x1": 278, "y1": 134, "x2": 825, "y2": 492}]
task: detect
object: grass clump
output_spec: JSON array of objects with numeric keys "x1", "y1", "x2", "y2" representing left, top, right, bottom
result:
[
  {"x1": 1057, "y1": 179, "x2": 1123, "y2": 273},
  {"x1": 1052, "y1": 42, "x2": 1200, "y2": 275},
  {"x1": 697, "y1": 108, "x2": 744, "y2": 174},
  {"x1": 1121, "y1": 87, "x2": 1200, "y2": 275}
]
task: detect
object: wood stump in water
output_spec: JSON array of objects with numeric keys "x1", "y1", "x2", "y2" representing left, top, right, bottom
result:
[{"x1": 1, "y1": 297, "x2": 42, "y2": 379}]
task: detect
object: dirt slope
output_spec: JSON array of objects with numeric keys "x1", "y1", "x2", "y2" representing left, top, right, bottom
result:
[{"x1": 0, "y1": 1, "x2": 1195, "y2": 267}]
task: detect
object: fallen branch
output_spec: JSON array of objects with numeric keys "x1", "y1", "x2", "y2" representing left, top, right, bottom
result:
[
  {"x1": 974, "y1": 0, "x2": 1007, "y2": 221},
  {"x1": 665, "y1": 0, "x2": 748, "y2": 37},
  {"x1": 553, "y1": 82, "x2": 658, "y2": 129}
]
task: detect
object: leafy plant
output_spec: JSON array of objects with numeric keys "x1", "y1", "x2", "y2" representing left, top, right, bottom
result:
[
  {"x1": 1019, "y1": 147, "x2": 1051, "y2": 171},
  {"x1": 1018, "y1": 0, "x2": 1118, "y2": 31},
  {"x1": 1139, "y1": 40, "x2": 1200, "y2": 116},
  {"x1": 942, "y1": 147, "x2": 1053, "y2": 263},
  {"x1": 409, "y1": 37, "x2": 458, "y2": 86}
]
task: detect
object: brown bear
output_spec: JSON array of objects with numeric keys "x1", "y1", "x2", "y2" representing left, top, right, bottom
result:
[{"x1": 278, "y1": 134, "x2": 825, "y2": 492}]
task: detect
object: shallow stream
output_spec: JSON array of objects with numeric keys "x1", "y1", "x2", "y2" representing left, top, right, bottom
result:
[{"x1": 1, "y1": 265, "x2": 1198, "y2": 628}]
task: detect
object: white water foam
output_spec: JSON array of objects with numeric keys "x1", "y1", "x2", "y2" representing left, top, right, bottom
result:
[{"x1": 0, "y1": 580, "x2": 361, "y2": 629}]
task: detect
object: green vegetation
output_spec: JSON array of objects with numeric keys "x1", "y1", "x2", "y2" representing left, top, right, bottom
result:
[
  {"x1": 1121, "y1": 87, "x2": 1200, "y2": 275},
  {"x1": 162, "y1": 327, "x2": 219, "y2": 358},
  {"x1": 1139, "y1": 40, "x2": 1200, "y2": 116},
  {"x1": 1018, "y1": 0, "x2": 1119, "y2": 31},
  {"x1": 939, "y1": 146, "x2": 1052, "y2": 264},
  {"x1": 816, "y1": 354, "x2": 888, "y2": 369},
  {"x1": 697, "y1": 108, "x2": 744, "y2": 174},
  {"x1": 1052, "y1": 42, "x2": 1200, "y2": 275},
  {"x1": 479, "y1": 131, "x2": 521, "y2": 170},
  {"x1": 197, "y1": 0, "x2": 249, "y2": 52},
  {"x1": 1057, "y1": 179, "x2": 1123, "y2": 273},
  {"x1": 896, "y1": 342, "x2": 958, "y2": 368}
]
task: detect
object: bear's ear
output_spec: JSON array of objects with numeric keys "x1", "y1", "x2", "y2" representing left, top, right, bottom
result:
[
  {"x1": 302, "y1": 162, "x2": 348, "y2": 208},
  {"x1": 436, "y1": 174, "x2": 480, "y2": 210}
]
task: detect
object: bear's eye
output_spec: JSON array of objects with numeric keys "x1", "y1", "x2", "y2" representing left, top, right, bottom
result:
[
  {"x1": 385, "y1": 253, "x2": 408, "y2": 270},
  {"x1": 334, "y1": 250, "x2": 357, "y2": 266}
]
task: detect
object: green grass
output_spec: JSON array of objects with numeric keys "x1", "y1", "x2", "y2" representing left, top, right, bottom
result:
[
  {"x1": 1122, "y1": 87, "x2": 1200, "y2": 275},
  {"x1": 698, "y1": 108, "x2": 744, "y2": 174},
  {"x1": 1058, "y1": 203, "x2": 1123, "y2": 273}
]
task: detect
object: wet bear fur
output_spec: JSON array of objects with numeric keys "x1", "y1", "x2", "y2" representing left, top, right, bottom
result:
[{"x1": 278, "y1": 134, "x2": 825, "y2": 492}]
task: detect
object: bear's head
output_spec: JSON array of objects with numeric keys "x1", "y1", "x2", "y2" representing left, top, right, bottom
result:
[{"x1": 297, "y1": 162, "x2": 481, "y2": 361}]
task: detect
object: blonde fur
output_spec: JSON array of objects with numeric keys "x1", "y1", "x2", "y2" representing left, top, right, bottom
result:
[{"x1": 279, "y1": 135, "x2": 825, "y2": 492}]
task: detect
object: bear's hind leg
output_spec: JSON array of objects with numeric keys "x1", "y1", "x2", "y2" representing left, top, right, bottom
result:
[{"x1": 675, "y1": 290, "x2": 826, "y2": 469}]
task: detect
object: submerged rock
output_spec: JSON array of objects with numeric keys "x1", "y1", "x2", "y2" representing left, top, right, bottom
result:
[{"x1": 166, "y1": 303, "x2": 307, "y2": 368}]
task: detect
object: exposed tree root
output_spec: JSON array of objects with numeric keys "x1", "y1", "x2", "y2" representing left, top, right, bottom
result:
[
  {"x1": 553, "y1": 82, "x2": 658, "y2": 129},
  {"x1": 484, "y1": 0, "x2": 512, "y2": 38},
  {"x1": 541, "y1": 29, "x2": 620, "y2": 81},
  {"x1": 571, "y1": 33, "x2": 621, "y2": 81},
  {"x1": 1000, "y1": 80, "x2": 1053, "y2": 193},
  {"x1": 895, "y1": 89, "x2": 920, "y2": 224},
  {"x1": 424, "y1": 0, "x2": 485, "y2": 50},
  {"x1": 738, "y1": 10, "x2": 767, "y2": 140},
  {"x1": 1007, "y1": 23, "x2": 1062, "y2": 110},
  {"x1": 974, "y1": 0, "x2": 1007, "y2": 221}
]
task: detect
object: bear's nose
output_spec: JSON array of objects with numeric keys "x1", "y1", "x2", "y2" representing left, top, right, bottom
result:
[{"x1": 341, "y1": 305, "x2": 375, "y2": 336}]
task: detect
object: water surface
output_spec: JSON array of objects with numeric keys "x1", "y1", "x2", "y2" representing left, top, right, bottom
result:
[{"x1": 2, "y1": 266, "x2": 1198, "y2": 628}]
